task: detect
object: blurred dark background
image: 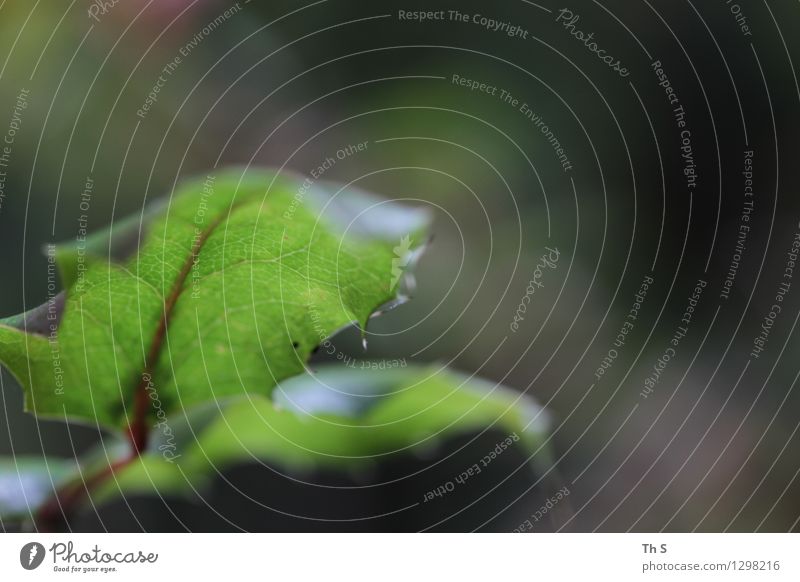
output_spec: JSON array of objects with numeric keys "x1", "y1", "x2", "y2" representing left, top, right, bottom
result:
[{"x1": 1, "y1": 0, "x2": 800, "y2": 531}]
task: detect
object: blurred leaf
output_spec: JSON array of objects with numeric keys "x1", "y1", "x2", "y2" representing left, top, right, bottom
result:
[
  {"x1": 0, "y1": 457, "x2": 78, "y2": 521},
  {"x1": 93, "y1": 364, "x2": 552, "y2": 501}
]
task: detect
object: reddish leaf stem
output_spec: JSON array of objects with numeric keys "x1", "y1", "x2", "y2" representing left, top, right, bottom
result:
[
  {"x1": 36, "y1": 453, "x2": 137, "y2": 532},
  {"x1": 38, "y1": 204, "x2": 235, "y2": 529},
  {"x1": 129, "y1": 211, "x2": 226, "y2": 453}
]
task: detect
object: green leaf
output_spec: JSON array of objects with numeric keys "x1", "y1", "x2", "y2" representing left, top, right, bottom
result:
[
  {"x1": 54, "y1": 199, "x2": 168, "y2": 289},
  {"x1": 92, "y1": 364, "x2": 552, "y2": 501},
  {"x1": 0, "y1": 169, "x2": 431, "y2": 433}
]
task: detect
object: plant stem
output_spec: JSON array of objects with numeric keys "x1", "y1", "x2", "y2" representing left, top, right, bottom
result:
[
  {"x1": 36, "y1": 206, "x2": 233, "y2": 530},
  {"x1": 35, "y1": 452, "x2": 138, "y2": 532}
]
